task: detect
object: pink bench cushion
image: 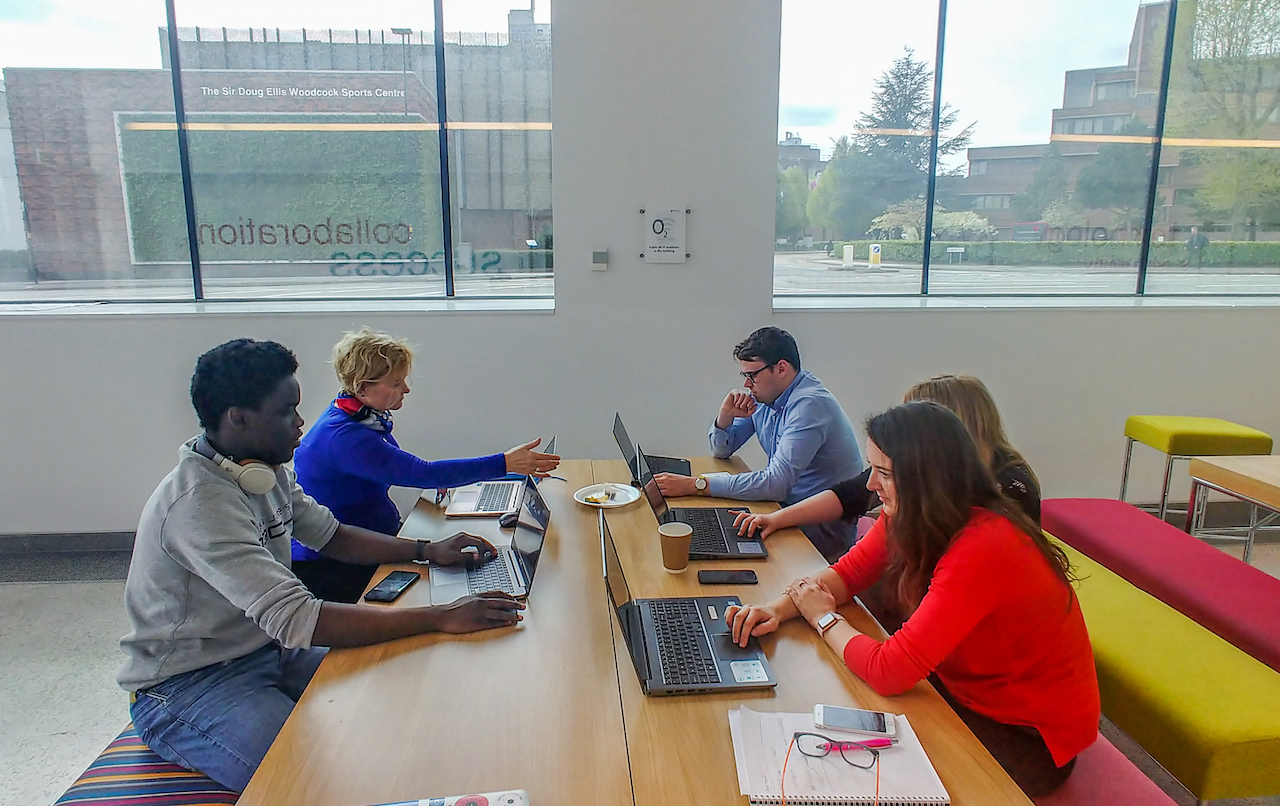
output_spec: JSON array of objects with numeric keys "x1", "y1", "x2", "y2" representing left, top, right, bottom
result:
[
  {"x1": 1043, "y1": 498, "x2": 1280, "y2": 674},
  {"x1": 1032, "y1": 735, "x2": 1176, "y2": 806}
]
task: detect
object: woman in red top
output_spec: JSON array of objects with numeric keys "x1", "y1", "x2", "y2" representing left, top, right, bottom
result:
[{"x1": 726, "y1": 402, "x2": 1099, "y2": 796}]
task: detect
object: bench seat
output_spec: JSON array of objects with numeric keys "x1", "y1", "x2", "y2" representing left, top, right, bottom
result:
[
  {"x1": 1057, "y1": 542, "x2": 1280, "y2": 800},
  {"x1": 54, "y1": 722, "x2": 237, "y2": 806},
  {"x1": 1044, "y1": 498, "x2": 1280, "y2": 674},
  {"x1": 1031, "y1": 735, "x2": 1176, "y2": 806}
]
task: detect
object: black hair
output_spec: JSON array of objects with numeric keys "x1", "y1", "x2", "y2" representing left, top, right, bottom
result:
[
  {"x1": 190, "y1": 339, "x2": 299, "y2": 429},
  {"x1": 733, "y1": 327, "x2": 801, "y2": 371}
]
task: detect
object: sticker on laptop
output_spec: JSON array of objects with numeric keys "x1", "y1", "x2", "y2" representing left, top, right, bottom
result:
[
  {"x1": 730, "y1": 660, "x2": 770, "y2": 683},
  {"x1": 736, "y1": 542, "x2": 765, "y2": 554}
]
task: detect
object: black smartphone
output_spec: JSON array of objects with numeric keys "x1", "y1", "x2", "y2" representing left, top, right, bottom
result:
[
  {"x1": 698, "y1": 569, "x2": 758, "y2": 585},
  {"x1": 363, "y1": 570, "x2": 421, "y2": 603}
]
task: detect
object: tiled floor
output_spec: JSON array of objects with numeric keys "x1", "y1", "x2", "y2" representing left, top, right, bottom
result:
[
  {"x1": 0, "y1": 580, "x2": 131, "y2": 805},
  {"x1": 4, "y1": 543, "x2": 1280, "y2": 805}
]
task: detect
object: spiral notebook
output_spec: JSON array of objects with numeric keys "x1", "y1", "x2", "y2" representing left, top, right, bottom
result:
[{"x1": 728, "y1": 707, "x2": 950, "y2": 805}]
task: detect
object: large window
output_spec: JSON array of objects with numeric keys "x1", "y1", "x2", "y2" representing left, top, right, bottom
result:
[
  {"x1": 776, "y1": 0, "x2": 1280, "y2": 298},
  {"x1": 0, "y1": 0, "x2": 551, "y2": 303},
  {"x1": 774, "y1": 0, "x2": 939, "y2": 296},
  {"x1": 1145, "y1": 0, "x2": 1280, "y2": 294}
]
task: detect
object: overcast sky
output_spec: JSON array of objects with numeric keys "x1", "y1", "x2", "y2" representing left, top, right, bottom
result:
[
  {"x1": 3, "y1": 0, "x2": 1146, "y2": 159},
  {"x1": 780, "y1": 0, "x2": 1149, "y2": 159}
]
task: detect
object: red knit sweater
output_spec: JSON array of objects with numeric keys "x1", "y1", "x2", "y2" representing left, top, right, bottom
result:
[{"x1": 833, "y1": 508, "x2": 1099, "y2": 766}]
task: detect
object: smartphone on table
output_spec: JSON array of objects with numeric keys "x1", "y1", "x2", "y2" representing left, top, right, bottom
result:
[
  {"x1": 363, "y1": 570, "x2": 421, "y2": 603},
  {"x1": 813, "y1": 704, "x2": 897, "y2": 737},
  {"x1": 697, "y1": 569, "x2": 758, "y2": 585}
]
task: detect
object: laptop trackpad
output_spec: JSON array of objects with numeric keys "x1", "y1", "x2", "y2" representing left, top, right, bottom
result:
[
  {"x1": 430, "y1": 566, "x2": 468, "y2": 604},
  {"x1": 712, "y1": 633, "x2": 761, "y2": 661}
]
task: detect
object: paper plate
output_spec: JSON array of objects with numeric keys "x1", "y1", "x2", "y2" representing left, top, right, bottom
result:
[{"x1": 573, "y1": 482, "x2": 641, "y2": 509}]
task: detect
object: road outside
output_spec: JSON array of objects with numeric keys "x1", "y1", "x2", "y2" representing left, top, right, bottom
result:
[{"x1": 3, "y1": 250, "x2": 1280, "y2": 303}]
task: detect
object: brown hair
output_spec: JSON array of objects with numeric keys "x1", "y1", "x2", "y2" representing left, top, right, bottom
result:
[
  {"x1": 903, "y1": 374, "x2": 1038, "y2": 488},
  {"x1": 331, "y1": 328, "x2": 414, "y2": 395},
  {"x1": 866, "y1": 401, "x2": 1073, "y2": 609}
]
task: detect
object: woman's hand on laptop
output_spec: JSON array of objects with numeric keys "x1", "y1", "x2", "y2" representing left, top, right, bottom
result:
[
  {"x1": 428, "y1": 532, "x2": 498, "y2": 567},
  {"x1": 434, "y1": 592, "x2": 525, "y2": 633},
  {"x1": 733, "y1": 510, "x2": 780, "y2": 539},
  {"x1": 725, "y1": 602, "x2": 782, "y2": 648},
  {"x1": 505, "y1": 438, "x2": 561, "y2": 477}
]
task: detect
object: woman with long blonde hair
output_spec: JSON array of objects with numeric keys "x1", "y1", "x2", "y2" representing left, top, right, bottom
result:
[{"x1": 733, "y1": 374, "x2": 1039, "y2": 541}]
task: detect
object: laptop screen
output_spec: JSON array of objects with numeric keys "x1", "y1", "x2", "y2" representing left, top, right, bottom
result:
[
  {"x1": 635, "y1": 446, "x2": 671, "y2": 522},
  {"x1": 511, "y1": 477, "x2": 550, "y2": 590},
  {"x1": 601, "y1": 515, "x2": 651, "y2": 686},
  {"x1": 612, "y1": 413, "x2": 639, "y2": 478}
]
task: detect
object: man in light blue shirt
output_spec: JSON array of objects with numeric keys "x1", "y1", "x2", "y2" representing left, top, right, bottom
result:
[{"x1": 654, "y1": 327, "x2": 864, "y2": 560}]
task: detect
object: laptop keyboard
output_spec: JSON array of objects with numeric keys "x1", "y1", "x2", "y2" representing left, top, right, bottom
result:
[
  {"x1": 646, "y1": 599, "x2": 722, "y2": 686},
  {"x1": 648, "y1": 456, "x2": 690, "y2": 475},
  {"x1": 467, "y1": 557, "x2": 516, "y2": 594},
  {"x1": 474, "y1": 483, "x2": 512, "y2": 513},
  {"x1": 679, "y1": 509, "x2": 731, "y2": 554}
]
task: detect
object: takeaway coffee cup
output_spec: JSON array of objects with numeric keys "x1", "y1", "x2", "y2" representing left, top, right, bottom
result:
[{"x1": 658, "y1": 522, "x2": 693, "y2": 573}]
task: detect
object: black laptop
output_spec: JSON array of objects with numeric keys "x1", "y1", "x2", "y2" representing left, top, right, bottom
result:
[
  {"x1": 613, "y1": 412, "x2": 691, "y2": 481},
  {"x1": 636, "y1": 447, "x2": 768, "y2": 560},
  {"x1": 600, "y1": 513, "x2": 776, "y2": 696}
]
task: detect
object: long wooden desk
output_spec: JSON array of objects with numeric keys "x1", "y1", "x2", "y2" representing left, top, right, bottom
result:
[
  {"x1": 240, "y1": 458, "x2": 1029, "y2": 806},
  {"x1": 238, "y1": 460, "x2": 633, "y2": 806},
  {"x1": 594, "y1": 458, "x2": 1030, "y2": 806}
]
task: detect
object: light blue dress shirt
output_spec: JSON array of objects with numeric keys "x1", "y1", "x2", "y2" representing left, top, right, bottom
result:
[{"x1": 707, "y1": 370, "x2": 864, "y2": 559}]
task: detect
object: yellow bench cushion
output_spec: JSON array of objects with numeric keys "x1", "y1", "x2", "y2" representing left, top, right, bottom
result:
[
  {"x1": 1124, "y1": 415, "x2": 1272, "y2": 457},
  {"x1": 1059, "y1": 542, "x2": 1280, "y2": 800}
]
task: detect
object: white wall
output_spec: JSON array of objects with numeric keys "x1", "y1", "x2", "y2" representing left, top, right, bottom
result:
[{"x1": 2, "y1": 0, "x2": 1278, "y2": 536}]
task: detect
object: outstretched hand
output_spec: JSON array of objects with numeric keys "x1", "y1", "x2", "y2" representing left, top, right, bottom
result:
[{"x1": 505, "y1": 438, "x2": 561, "y2": 477}]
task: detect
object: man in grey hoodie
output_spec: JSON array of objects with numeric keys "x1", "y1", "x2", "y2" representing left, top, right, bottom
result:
[{"x1": 118, "y1": 338, "x2": 522, "y2": 792}]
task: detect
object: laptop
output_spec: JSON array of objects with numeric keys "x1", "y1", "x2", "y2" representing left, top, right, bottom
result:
[
  {"x1": 613, "y1": 413, "x2": 691, "y2": 481},
  {"x1": 601, "y1": 512, "x2": 775, "y2": 696},
  {"x1": 445, "y1": 436, "x2": 555, "y2": 517},
  {"x1": 636, "y1": 447, "x2": 768, "y2": 560},
  {"x1": 429, "y1": 475, "x2": 550, "y2": 604}
]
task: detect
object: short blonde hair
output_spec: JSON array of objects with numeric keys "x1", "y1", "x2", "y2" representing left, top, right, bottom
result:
[{"x1": 332, "y1": 328, "x2": 414, "y2": 395}]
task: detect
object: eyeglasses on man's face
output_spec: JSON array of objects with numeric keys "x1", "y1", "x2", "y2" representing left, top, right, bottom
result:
[
  {"x1": 793, "y1": 732, "x2": 880, "y2": 770},
  {"x1": 739, "y1": 362, "x2": 778, "y2": 385}
]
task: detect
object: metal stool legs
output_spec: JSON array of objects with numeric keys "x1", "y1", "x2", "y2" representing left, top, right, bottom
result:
[
  {"x1": 1119, "y1": 437, "x2": 1184, "y2": 523},
  {"x1": 1119, "y1": 438, "x2": 1135, "y2": 502}
]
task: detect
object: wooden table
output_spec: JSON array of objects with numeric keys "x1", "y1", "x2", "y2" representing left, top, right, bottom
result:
[
  {"x1": 594, "y1": 458, "x2": 1030, "y2": 806},
  {"x1": 241, "y1": 458, "x2": 1029, "y2": 806},
  {"x1": 238, "y1": 460, "x2": 633, "y2": 806},
  {"x1": 1188, "y1": 455, "x2": 1280, "y2": 563}
]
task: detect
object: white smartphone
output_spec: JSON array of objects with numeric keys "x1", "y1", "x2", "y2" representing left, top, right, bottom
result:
[{"x1": 813, "y1": 704, "x2": 896, "y2": 737}]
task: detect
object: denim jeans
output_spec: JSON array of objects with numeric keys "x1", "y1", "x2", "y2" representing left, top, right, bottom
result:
[{"x1": 130, "y1": 642, "x2": 328, "y2": 792}]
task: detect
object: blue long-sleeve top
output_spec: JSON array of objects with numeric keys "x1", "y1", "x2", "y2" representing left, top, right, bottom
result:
[
  {"x1": 291, "y1": 400, "x2": 507, "y2": 560},
  {"x1": 707, "y1": 369, "x2": 863, "y2": 505}
]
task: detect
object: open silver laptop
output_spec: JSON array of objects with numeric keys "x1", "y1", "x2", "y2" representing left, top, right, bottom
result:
[
  {"x1": 430, "y1": 476, "x2": 551, "y2": 604},
  {"x1": 445, "y1": 436, "x2": 555, "y2": 517}
]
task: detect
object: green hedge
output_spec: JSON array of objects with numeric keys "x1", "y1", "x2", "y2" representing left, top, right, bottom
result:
[{"x1": 833, "y1": 240, "x2": 1280, "y2": 268}]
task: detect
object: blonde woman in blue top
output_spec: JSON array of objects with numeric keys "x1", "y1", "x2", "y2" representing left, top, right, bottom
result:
[{"x1": 293, "y1": 328, "x2": 559, "y2": 602}]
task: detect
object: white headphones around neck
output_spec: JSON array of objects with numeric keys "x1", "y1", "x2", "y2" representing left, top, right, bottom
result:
[{"x1": 194, "y1": 436, "x2": 278, "y2": 496}]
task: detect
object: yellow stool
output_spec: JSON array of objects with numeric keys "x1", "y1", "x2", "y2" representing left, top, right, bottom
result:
[{"x1": 1120, "y1": 415, "x2": 1273, "y2": 521}]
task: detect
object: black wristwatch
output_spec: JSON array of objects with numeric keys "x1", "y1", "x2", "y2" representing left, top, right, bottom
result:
[{"x1": 414, "y1": 540, "x2": 429, "y2": 562}]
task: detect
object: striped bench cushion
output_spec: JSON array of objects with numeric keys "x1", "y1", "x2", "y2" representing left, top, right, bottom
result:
[{"x1": 55, "y1": 723, "x2": 237, "y2": 806}]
